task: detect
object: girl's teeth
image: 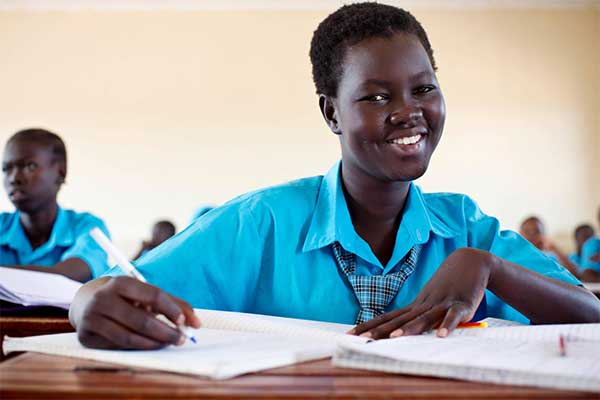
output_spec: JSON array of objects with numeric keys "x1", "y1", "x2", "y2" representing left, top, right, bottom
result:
[{"x1": 389, "y1": 134, "x2": 422, "y2": 145}]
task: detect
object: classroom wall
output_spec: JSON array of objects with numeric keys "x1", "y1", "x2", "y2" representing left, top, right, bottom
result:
[{"x1": 0, "y1": 5, "x2": 598, "y2": 255}]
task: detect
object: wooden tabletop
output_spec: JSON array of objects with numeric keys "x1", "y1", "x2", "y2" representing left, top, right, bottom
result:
[
  {"x1": 0, "y1": 315, "x2": 73, "y2": 361},
  {"x1": 1, "y1": 352, "x2": 598, "y2": 400}
]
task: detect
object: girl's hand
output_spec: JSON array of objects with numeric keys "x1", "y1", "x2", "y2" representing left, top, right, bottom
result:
[
  {"x1": 71, "y1": 276, "x2": 201, "y2": 350},
  {"x1": 349, "y1": 248, "x2": 495, "y2": 339}
]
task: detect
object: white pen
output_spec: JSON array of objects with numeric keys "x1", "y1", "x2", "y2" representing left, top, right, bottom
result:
[{"x1": 89, "y1": 227, "x2": 197, "y2": 344}]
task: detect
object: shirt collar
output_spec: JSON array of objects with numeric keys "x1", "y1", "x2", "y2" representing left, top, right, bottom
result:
[
  {"x1": 0, "y1": 207, "x2": 74, "y2": 254},
  {"x1": 302, "y1": 161, "x2": 459, "y2": 268}
]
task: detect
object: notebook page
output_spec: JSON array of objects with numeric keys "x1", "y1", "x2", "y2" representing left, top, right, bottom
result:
[
  {"x1": 334, "y1": 325, "x2": 600, "y2": 391},
  {"x1": 4, "y1": 328, "x2": 336, "y2": 380},
  {"x1": 0, "y1": 268, "x2": 82, "y2": 308},
  {"x1": 450, "y1": 322, "x2": 600, "y2": 342},
  {"x1": 194, "y1": 309, "x2": 368, "y2": 345}
]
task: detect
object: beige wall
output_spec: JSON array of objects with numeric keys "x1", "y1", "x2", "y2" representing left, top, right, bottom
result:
[{"x1": 0, "y1": 7, "x2": 598, "y2": 255}]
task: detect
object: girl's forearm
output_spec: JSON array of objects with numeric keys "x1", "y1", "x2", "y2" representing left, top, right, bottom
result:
[{"x1": 487, "y1": 255, "x2": 600, "y2": 324}]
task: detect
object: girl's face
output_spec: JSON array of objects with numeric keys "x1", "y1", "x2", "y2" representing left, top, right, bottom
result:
[{"x1": 324, "y1": 32, "x2": 445, "y2": 185}]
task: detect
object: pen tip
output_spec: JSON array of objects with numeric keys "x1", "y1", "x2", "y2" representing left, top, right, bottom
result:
[{"x1": 190, "y1": 336, "x2": 197, "y2": 344}]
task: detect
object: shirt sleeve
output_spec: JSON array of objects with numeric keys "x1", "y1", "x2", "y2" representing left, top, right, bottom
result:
[
  {"x1": 103, "y1": 199, "x2": 264, "y2": 312},
  {"x1": 462, "y1": 196, "x2": 581, "y2": 323},
  {"x1": 60, "y1": 215, "x2": 112, "y2": 279}
]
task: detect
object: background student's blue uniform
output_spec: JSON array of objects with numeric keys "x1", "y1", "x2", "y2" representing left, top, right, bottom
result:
[
  {"x1": 581, "y1": 237, "x2": 600, "y2": 272},
  {"x1": 105, "y1": 161, "x2": 580, "y2": 325},
  {"x1": 568, "y1": 253, "x2": 581, "y2": 266},
  {"x1": 0, "y1": 207, "x2": 111, "y2": 278}
]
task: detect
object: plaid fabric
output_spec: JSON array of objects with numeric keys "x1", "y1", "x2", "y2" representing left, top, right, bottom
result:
[{"x1": 332, "y1": 241, "x2": 421, "y2": 324}]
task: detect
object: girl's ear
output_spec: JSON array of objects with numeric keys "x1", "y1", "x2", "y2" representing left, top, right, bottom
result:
[{"x1": 319, "y1": 94, "x2": 342, "y2": 135}]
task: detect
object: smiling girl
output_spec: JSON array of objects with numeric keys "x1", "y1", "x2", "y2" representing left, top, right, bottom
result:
[{"x1": 70, "y1": 2, "x2": 600, "y2": 350}]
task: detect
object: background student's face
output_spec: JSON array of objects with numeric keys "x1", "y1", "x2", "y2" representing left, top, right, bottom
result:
[
  {"x1": 2, "y1": 140, "x2": 63, "y2": 213},
  {"x1": 520, "y1": 219, "x2": 545, "y2": 250},
  {"x1": 151, "y1": 224, "x2": 173, "y2": 246},
  {"x1": 332, "y1": 32, "x2": 445, "y2": 184}
]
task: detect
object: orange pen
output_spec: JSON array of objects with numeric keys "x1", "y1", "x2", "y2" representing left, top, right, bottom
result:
[{"x1": 457, "y1": 321, "x2": 488, "y2": 329}]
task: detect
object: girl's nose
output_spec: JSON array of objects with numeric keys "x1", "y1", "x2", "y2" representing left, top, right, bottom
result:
[{"x1": 390, "y1": 106, "x2": 423, "y2": 127}]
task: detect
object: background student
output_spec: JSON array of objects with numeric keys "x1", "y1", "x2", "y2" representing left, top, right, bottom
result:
[
  {"x1": 132, "y1": 220, "x2": 176, "y2": 260},
  {"x1": 70, "y1": 2, "x2": 600, "y2": 350},
  {"x1": 569, "y1": 224, "x2": 595, "y2": 266},
  {"x1": 580, "y1": 208, "x2": 600, "y2": 280},
  {"x1": 519, "y1": 216, "x2": 581, "y2": 276},
  {"x1": 0, "y1": 128, "x2": 111, "y2": 282}
]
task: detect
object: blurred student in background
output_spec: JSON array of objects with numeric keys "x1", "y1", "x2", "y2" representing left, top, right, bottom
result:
[
  {"x1": 132, "y1": 220, "x2": 176, "y2": 260},
  {"x1": 520, "y1": 216, "x2": 600, "y2": 282},
  {"x1": 519, "y1": 216, "x2": 580, "y2": 276},
  {"x1": 569, "y1": 224, "x2": 594, "y2": 266},
  {"x1": 580, "y1": 208, "x2": 600, "y2": 279},
  {"x1": 0, "y1": 128, "x2": 110, "y2": 282}
]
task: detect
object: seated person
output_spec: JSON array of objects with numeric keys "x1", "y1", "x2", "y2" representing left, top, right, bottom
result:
[
  {"x1": 581, "y1": 208, "x2": 600, "y2": 281},
  {"x1": 520, "y1": 216, "x2": 600, "y2": 282},
  {"x1": 1, "y1": 128, "x2": 111, "y2": 282},
  {"x1": 133, "y1": 220, "x2": 176, "y2": 260},
  {"x1": 70, "y1": 2, "x2": 600, "y2": 350},
  {"x1": 568, "y1": 224, "x2": 594, "y2": 266}
]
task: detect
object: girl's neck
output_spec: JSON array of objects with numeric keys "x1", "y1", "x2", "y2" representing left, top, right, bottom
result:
[{"x1": 340, "y1": 165, "x2": 411, "y2": 265}]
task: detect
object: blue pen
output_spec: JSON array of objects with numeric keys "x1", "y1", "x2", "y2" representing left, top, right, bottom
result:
[{"x1": 90, "y1": 228, "x2": 197, "y2": 344}]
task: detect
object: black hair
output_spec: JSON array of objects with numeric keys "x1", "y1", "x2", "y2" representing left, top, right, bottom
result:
[
  {"x1": 7, "y1": 128, "x2": 67, "y2": 170},
  {"x1": 574, "y1": 224, "x2": 594, "y2": 237},
  {"x1": 520, "y1": 215, "x2": 544, "y2": 229},
  {"x1": 310, "y1": 2, "x2": 437, "y2": 97},
  {"x1": 155, "y1": 220, "x2": 176, "y2": 237}
]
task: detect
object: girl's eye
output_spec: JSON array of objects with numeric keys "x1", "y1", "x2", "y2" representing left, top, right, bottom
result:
[
  {"x1": 25, "y1": 162, "x2": 37, "y2": 171},
  {"x1": 361, "y1": 94, "x2": 388, "y2": 102},
  {"x1": 414, "y1": 85, "x2": 436, "y2": 95}
]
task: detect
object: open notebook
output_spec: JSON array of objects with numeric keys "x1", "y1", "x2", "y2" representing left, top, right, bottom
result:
[
  {"x1": 0, "y1": 268, "x2": 82, "y2": 309},
  {"x1": 334, "y1": 322, "x2": 600, "y2": 392},
  {"x1": 3, "y1": 309, "x2": 368, "y2": 379}
]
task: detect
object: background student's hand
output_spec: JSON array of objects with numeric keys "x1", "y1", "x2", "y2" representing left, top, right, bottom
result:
[
  {"x1": 349, "y1": 248, "x2": 493, "y2": 339},
  {"x1": 590, "y1": 252, "x2": 600, "y2": 263},
  {"x1": 70, "y1": 276, "x2": 201, "y2": 350}
]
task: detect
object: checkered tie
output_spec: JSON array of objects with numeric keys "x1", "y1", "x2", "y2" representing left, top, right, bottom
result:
[{"x1": 332, "y1": 241, "x2": 421, "y2": 324}]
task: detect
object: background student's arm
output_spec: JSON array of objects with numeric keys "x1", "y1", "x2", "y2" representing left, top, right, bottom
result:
[
  {"x1": 1, "y1": 258, "x2": 91, "y2": 282},
  {"x1": 580, "y1": 268, "x2": 600, "y2": 282},
  {"x1": 544, "y1": 240, "x2": 582, "y2": 278}
]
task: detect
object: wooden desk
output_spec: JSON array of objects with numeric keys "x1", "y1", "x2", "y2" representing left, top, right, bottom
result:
[
  {"x1": 0, "y1": 352, "x2": 597, "y2": 399},
  {"x1": 0, "y1": 316, "x2": 73, "y2": 360}
]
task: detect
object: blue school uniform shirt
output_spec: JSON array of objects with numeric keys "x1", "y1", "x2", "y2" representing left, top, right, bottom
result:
[
  {"x1": 581, "y1": 237, "x2": 600, "y2": 272},
  {"x1": 0, "y1": 207, "x2": 111, "y2": 278},
  {"x1": 568, "y1": 253, "x2": 581, "y2": 266},
  {"x1": 105, "y1": 161, "x2": 580, "y2": 324}
]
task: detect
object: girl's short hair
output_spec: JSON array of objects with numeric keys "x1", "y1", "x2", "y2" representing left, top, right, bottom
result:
[{"x1": 310, "y1": 2, "x2": 437, "y2": 97}]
